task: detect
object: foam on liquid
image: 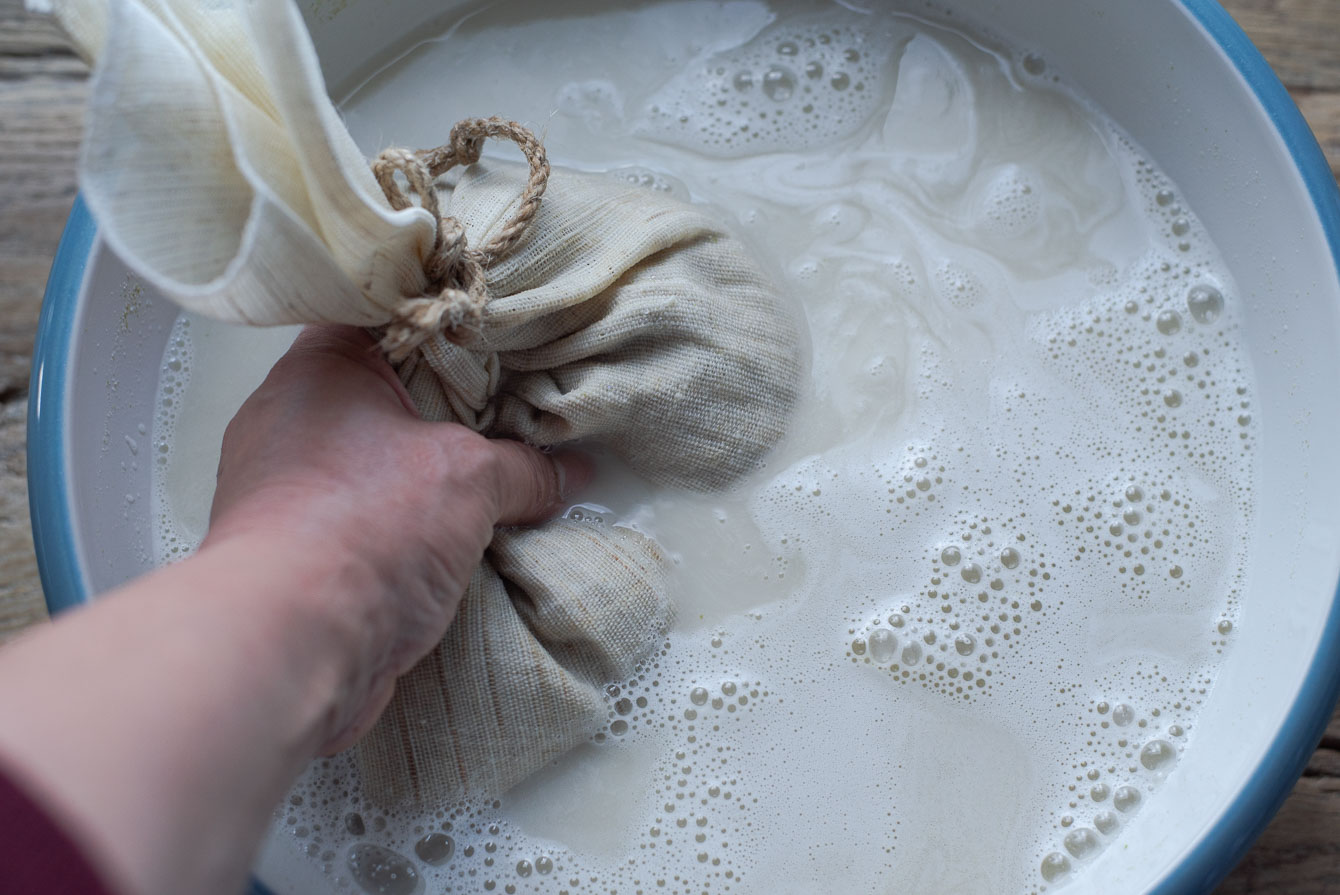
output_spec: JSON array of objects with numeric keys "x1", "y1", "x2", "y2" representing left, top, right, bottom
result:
[{"x1": 150, "y1": 3, "x2": 1257, "y2": 892}]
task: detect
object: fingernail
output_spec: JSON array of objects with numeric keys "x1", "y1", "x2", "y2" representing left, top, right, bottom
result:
[{"x1": 552, "y1": 450, "x2": 595, "y2": 500}]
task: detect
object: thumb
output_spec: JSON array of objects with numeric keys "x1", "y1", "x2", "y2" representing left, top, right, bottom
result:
[{"x1": 488, "y1": 441, "x2": 594, "y2": 526}]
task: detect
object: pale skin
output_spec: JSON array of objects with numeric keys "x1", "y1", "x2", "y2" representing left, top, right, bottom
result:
[{"x1": 0, "y1": 325, "x2": 591, "y2": 895}]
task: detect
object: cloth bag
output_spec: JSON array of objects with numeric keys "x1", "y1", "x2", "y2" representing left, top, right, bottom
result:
[{"x1": 46, "y1": 0, "x2": 802, "y2": 805}]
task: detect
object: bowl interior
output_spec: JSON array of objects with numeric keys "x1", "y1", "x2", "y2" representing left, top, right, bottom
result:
[{"x1": 33, "y1": 1, "x2": 1340, "y2": 893}]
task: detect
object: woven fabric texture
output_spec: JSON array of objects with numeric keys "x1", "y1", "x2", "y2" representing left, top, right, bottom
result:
[{"x1": 51, "y1": 0, "x2": 802, "y2": 807}]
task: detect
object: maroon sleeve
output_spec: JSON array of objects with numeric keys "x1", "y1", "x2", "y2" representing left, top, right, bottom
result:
[{"x1": 0, "y1": 765, "x2": 119, "y2": 895}]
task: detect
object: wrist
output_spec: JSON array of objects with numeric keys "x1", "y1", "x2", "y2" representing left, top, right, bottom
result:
[{"x1": 193, "y1": 523, "x2": 391, "y2": 753}]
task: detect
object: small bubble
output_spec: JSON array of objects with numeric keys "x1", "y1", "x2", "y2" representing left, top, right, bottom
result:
[
  {"x1": 1113, "y1": 785, "x2": 1142, "y2": 812},
  {"x1": 762, "y1": 66, "x2": 796, "y2": 101},
  {"x1": 868, "y1": 628, "x2": 898, "y2": 664},
  {"x1": 954, "y1": 633, "x2": 976, "y2": 656},
  {"x1": 1094, "y1": 811, "x2": 1119, "y2": 835},
  {"x1": 830, "y1": 72, "x2": 851, "y2": 91},
  {"x1": 1124, "y1": 485, "x2": 1143, "y2": 503},
  {"x1": 852, "y1": 638, "x2": 867, "y2": 656},
  {"x1": 1186, "y1": 284, "x2": 1224, "y2": 323},
  {"x1": 961, "y1": 563, "x2": 982, "y2": 584},
  {"x1": 1091, "y1": 783, "x2": 1110, "y2": 802},
  {"x1": 941, "y1": 546, "x2": 962, "y2": 566},
  {"x1": 516, "y1": 860, "x2": 533, "y2": 878},
  {"x1": 1040, "y1": 852, "x2": 1071, "y2": 882},
  {"x1": 1141, "y1": 739, "x2": 1177, "y2": 770},
  {"x1": 1000, "y1": 547, "x2": 1021, "y2": 569},
  {"x1": 1238, "y1": 413, "x2": 1252, "y2": 427},
  {"x1": 690, "y1": 687, "x2": 709, "y2": 706},
  {"x1": 1169, "y1": 565, "x2": 1183, "y2": 579},
  {"x1": 1156, "y1": 189, "x2": 1175, "y2": 206},
  {"x1": 1217, "y1": 619, "x2": 1233, "y2": 635},
  {"x1": 804, "y1": 61, "x2": 824, "y2": 79},
  {"x1": 777, "y1": 40, "x2": 799, "y2": 56},
  {"x1": 733, "y1": 70, "x2": 754, "y2": 92},
  {"x1": 1022, "y1": 53, "x2": 1046, "y2": 75},
  {"x1": 1112, "y1": 704, "x2": 1135, "y2": 726},
  {"x1": 1163, "y1": 389, "x2": 1183, "y2": 408},
  {"x1": 1156, "y1": 310, "x2": 1183, "y2": 335},
  {"x1": 535, "y1": 856, "x2": 553, "y2": 875},
  {"x1": 1123, "y1": 508, "x2": 1141, "y2": 526},
  {"x1": 415, "y1": 833, "x2": 455, "y2": 866},
  {"x1": 1064, "y1": 828, "x2": 1100, "y2": 859},
  {"x1": 901, "y1": 642, "x2": 923, "y2": 665},
  {"x1": 1172, "y1": 217, "x2": 1191, "y2": 236}
]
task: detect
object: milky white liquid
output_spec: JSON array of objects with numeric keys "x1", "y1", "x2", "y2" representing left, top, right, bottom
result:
[{"x1": 150, "y1": 3, "x2": 1256, "y2": 892}]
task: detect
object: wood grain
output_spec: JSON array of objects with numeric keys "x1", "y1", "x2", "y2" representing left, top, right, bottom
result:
[
  {"x1": 0, "y1": 0, "x2": 1337, "y2": 891},
  {"x1": 0, "y1": 0, "x2": 83, "y2": 640}
]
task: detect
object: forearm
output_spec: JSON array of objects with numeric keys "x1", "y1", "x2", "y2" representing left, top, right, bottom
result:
[{"x1": 0, "y1": 530, "x2": 378, "y2": 895}]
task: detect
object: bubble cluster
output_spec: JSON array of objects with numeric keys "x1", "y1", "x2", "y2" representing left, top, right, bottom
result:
[
  {"x1": 273, "y1": 638, "x2": 786, "y2": 895},
  {"x1": 848, "y1": 509, "x2": 1047, "y2": 701},
  {"x1": 606, "y1": 165, "x2": 691, "y2": 203},
  {"x1": 150, "y1": 314, "x2": 192, "y2": 562},
  {"x1": 934, "y1": 260, "x2": 988, "y2": 310},
  {"x1": 554, "y1": 79, "x2": 624, "y2": 132},
  {"x1": 636, "y1": 14, "x2": 901, "y2": 156},
  {"x1": 974, "y1": 165, "x2": 1042, "y2": 241}
]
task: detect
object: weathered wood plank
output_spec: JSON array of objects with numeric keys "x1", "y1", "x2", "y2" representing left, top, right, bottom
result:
[
  {"x1": 1216, "y1": 773, "x2": 1340, "y2": 894},
  {"x1": 0, "y1": 1, "x2": 74, "y2": 58},
  {"x1": 0, "y1": 0, "x2": 81, "y2": 641},
  {"x1": 1294, "y1": 90, "x2": 1340, "y2": 180},
  {"x1": 1221, "y1": 0, "x2": 1340, "y2": 91}
]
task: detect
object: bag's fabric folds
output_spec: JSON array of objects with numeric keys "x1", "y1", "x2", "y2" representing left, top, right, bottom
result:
[{"x1": 47, "y1": 0, "x2": 802, "y2": 806}]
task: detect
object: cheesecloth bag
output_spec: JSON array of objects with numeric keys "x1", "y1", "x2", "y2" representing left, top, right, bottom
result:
[{"x1": 46, "y1": 0, "x2": 802, "y2": 805}]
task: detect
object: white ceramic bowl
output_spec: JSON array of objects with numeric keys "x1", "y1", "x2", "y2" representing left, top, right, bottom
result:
[{"x1": 27, "y1": 2, "x2": 1340, "y2": 892}]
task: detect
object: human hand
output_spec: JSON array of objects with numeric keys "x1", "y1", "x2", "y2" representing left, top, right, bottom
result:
[{"x1": 206, "y1": 324, "x2": 591, "y2": 754}]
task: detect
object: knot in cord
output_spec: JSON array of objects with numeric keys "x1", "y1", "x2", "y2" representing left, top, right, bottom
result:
[{"x1": 371, "y1": 117, "x2": 550, "y2": 362}]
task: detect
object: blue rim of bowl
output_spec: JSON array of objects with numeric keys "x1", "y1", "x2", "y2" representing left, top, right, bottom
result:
[
  {"x1": 24, "y1": 3, "x2": 1340, "y2": 894},
  {"x1": 28, "y1": 194, "x2": 92, "y2": 618},
  {"x1": 1149, "y1": 1, "x2": 1340, "y2": 891}
]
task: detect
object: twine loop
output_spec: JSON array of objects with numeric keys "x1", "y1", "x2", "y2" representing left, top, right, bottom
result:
[{"x1": 371, "y1": 117, "x2": 549, "y2": 362}]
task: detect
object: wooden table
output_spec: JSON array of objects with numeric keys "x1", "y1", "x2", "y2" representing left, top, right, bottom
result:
[{"x1": 1, "y1": 0, "x2": 1337, "y2": 890}]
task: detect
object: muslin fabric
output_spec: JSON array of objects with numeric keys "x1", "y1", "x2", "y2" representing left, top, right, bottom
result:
[
  {"x1": 57, "y1": 0, "x2": 434, "y2": 329},
  {"x1": 355, "y1": 524, "x2": 673, "y2": 805},
  {"x1": 400, "y1": 159, "x2": 800, "y2": 491},
  {"x1": 47, "y1": 0, "x2": 802, "y2": 806}
]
